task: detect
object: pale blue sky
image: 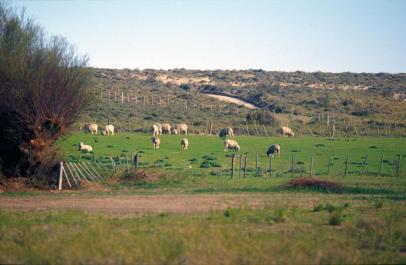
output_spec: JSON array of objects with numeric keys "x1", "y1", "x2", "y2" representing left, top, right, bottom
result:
[{"x1": 11, "y1": 0, "x2": 406, "y2": 72}]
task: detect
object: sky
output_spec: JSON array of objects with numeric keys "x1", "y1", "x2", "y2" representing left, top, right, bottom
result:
[{"x1": 11, "y1": 0, "x2": 406, "y2": 73}]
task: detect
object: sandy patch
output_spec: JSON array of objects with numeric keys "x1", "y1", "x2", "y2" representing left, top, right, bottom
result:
[{"x1": 205, "y1": 94, "x2": 258, "y2": 109}]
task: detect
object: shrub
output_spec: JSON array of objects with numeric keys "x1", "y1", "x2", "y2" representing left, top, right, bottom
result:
[
  {"x1": 0, "y1": 3, "x2": 91, "y2": 184},
  {"x1": 223, "y1": 209, "x2": 231, "y2": 218},
  {"x1": 285, "y1": 177, "x2": 343, "y2": 193},
  {"x1": 329, "y1": 212, "x2": 344, "y2": 226},
  {"x1": 272, "y1": 208, "x2": 288, "y2": 223},
  {"x1": 372, "y1": 199, "x2": 384, "y2": 209},
  {"x1": 313, "y1": 204, "x2": 324, "y2": 212}
]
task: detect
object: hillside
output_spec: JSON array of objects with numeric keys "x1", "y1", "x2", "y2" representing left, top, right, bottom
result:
[{"x1": 81, "y1": 68, "x2": 406, "y2": 136}]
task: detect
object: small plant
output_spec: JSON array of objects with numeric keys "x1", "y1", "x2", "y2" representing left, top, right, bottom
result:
[
  {"x1": 202, "y1": 155, "x2": 217, "y2": 161},
  {"x1": 272, "y1": 208, "x2": 288, "y2": 223},
  {"x1": 369, "y1": 145, "x2": 378, "y2": 149},
  {"x1": 329, "y1": 212, "x2": 344, "y2": 226},
  {"x1": 313, "y1": 204, "x2": 324, "y2": 212},
  {"x1": 372, "y1": 199, "x2": 384, "y2": 209},
  {"x1": 189, "y1": 158, "x2": 198, "y2": 164},
  {"x1": 324, "y1": 203, "x2": 337, "y2": 213},
  {"x1": 223, "y1": 209, "x2": 231, "y2": 218},
  {"x1": 107, "y1": 145, "x2": 114, "y2": 148},
  {"x1": 200, "y1": 161, "x2": 210, "y2": 168},
  {"x1": 315, "y1": 144, "x2": 326, "y2": 147}
]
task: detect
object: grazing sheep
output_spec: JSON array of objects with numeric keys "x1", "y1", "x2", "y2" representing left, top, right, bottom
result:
[
  {"x1": 151, "y1": 136, "x2": 161, "y2": 149},
  {"x1": 219, "y1": 127, "x2": 234, "y2": 139},
  {"x1": 162, "y1": 123, "x2": 172, "y2": 134},
  {"x1": 266, "y1": 144, "x2": 281, "y2": 157},
  {"x1": 280, "y1": 126, "x2": 294, "y2": 137},
  {"x1": 180, "y1": 138, "x2": 189, "y2": 150},
  {"x1": 152, "y1": 124, "x2": 160, "y2": 136},
  {"x1": 101, "y1": 124, "x2": 115, "y2": 136},
  {"x1": 79, "y1": 142, "x2": 93, "y2": 152},
  {"x1": 172, "y1": 128, "x2": 179, "y2": 135},
  {"x1": 84, "y1": 123, "x2": 98, "y2": 134},
  {"x1": 224, "y1": 139, "x2": 240, "y2": 152},
  {"x1": 174, "y1": 123, "x2": 188, "y2": 135},
  {"x1": 153, "y1": 123, "x2": 163, "y2": 135}
]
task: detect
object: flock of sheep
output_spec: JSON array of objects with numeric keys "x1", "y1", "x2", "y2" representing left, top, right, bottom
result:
[{"x1": 79, "y1": 122, "x2": 294, "y2": 158}]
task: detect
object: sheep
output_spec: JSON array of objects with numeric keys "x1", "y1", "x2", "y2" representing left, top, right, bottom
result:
[
  {"x1": 151, "y1": 136, "x2": 161, "y2": 149},
  {"x1": 266, "y1": 144, "x2": 281, "y2": 157},
  {"x1": 153, "y1": 123, "x2": 163, "y2": 135},
  {"x1": 219, "y1": 127, "x2": 234, "y2": 139},
  {"x1": 224, "y1": 139, "x2": 240, "y2": 152},
  {"x1": 174, "y1": 123, "x2": 188, "y2": 135},
  {"x1": 280, "y1": 126, "x2": 294, "y2": 137},
  {"x1": 101, "y1": 124, "x2": 115, "y2": 136},
  {"x1": 172, "y1": 128, "x2": 179, "y2": 135},
  {"x1": 161, "y1": 123, "x2": 172, "y2": 134},
  {"x1": 79, "y1": 142, "x2": 93, "y2": 152},
  {"x1": 180, "y1": 138, "x2": 189, "y2": 150},
  {"x1": 152, "y1": 124, "x2": 160, "y2": 136},
  {"x1": 84, "y1": 123, "x2": 98, "y2": 134}
]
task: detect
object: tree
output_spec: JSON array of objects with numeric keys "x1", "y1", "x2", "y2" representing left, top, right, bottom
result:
[{"x1": 0, "y1": 2, "x2": 92, "y2": 185}]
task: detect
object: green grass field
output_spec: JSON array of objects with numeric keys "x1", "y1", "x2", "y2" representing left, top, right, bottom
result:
[
  {"x1": 1, "y1": 197, "x2": 405, "y2": 264},
  {"x1": 0, "y1": 133, "x2": 404, "y2": 264},
  {"x1": 60, "y1": 133, "x2": 406, "y2": 178}
]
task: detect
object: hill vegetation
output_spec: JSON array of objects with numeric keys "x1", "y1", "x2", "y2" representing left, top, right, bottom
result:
[{"x1": 82, "y1": 68, "x2": 406, "y2": 136}]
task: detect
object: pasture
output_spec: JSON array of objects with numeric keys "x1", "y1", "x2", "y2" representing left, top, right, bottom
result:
[
  {"x1": 1, "y1": 133, "x2": 405, "y2": 264},
  {"x1": 60, "y1": 133, "x2": 406, "y2": 179}
]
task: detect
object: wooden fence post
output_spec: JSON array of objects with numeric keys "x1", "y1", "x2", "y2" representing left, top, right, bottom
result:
[
  {"x1": 231, "y1": 154, "x2": 236, "y2": 179},
  {"x1": 255, "y1": 153, "x2": 259, "y2": 176},
  {"x1": 243, "y1": 154, "x2": 248, "y2": 178},
  {"x1": 378, "y1": 153, "x2": 384, "y2": 175},
  {"x1": 360, "y1": 155, "x2": 368, "y2": 176},
  {"x1": 133, "y1": 154, "x2": 139, "y2": 169},
  {"x1": 58, "y1": 162, "x2": 63, "y2": 191},
  {"x1": 327, "y1": 156, "x2": 332, "y2": 175},
  {"x1": 309, "y1": 156, "x2": 314, "y2": 177},
  {"x1": 239, "y1": 155, "x2": 242, "y2": 178},
  {"x1": 344, "y1": 155, "x2": 349, "y2": 176},
  {"x1": 290, "y1": 154, "x2": 295, "y2": 177},
  {"x1": 395, "y1": 154, "x2": 401, "y2": 177}
]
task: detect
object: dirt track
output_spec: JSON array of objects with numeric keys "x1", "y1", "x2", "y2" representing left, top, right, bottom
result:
[{"x1": 0, "y1": 194, "x2": 277, "y2": 215}]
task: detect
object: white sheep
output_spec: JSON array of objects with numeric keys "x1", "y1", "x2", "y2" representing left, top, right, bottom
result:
[
  {"x1": 280, "y1": 126, "x2": 294, "y2": 137},
  {"x1": 153, "y1": 123, "x2": 163, "y2": 135},
  {"x1": 224, "y1": 139, "x2": 240, "y2": 152},
  {"x1": 180, "y1": 138, "x2": 189, "y2": 150},
  {"x1": 152, "y1": 124, "x2": 160, "y2": 136},
  {"x1": 84, "y1": 123, "x2": 98, "y2": 134},
  {"x1": 219, "y1": 127, "x2": 234, "y2": 139},
  {"x1": 151, "y1": 136, "x2": 161, "y2": 149},
  {"x1": 266, "y1": 144, "x2": 281, "y2": 157},
  {"x1": 79, "y1": 142, "x2": 93, "y2": 152},
  {"x1": 101, "y1": 124, "x2": 115, "y2": 136},
  {"x1": 172, "y1": 128, "x2": 179, "y2": 135},
  {"x1": 174, "y1": 123, "x2": 188, "y2": 135},
  {"x1": 162, "y1": 123, "x2": 172, "y2": 134}
]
